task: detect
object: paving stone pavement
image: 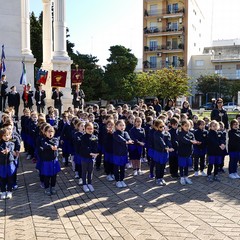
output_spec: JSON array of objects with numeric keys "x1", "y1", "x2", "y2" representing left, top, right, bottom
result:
[{"x1": 1, "y1": 154, "x2": 240, "y2": 240}]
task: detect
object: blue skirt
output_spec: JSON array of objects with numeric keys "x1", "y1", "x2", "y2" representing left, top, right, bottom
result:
[
  {"x1": 193, "y1": 148, "x2": 207, "y2": 157},
  {"x1": 229, "y1": 152, "x2": 240, "y2": 159},
  {"x1": 41, "y1": 159, "x2": 61, "y2": 176},
  {"x1": 0, "y1": 162, "x2": 16, "y2": 178},
  {"x1": 208, "y1": 156, "x2": 222, "y2": 165},
  {"x1": 104, "y1": 152, "x2": 114, "y2": 164},
  {"x1": 113, "y1": 155, "x2": 128, "y2": 166},
  {"x1": 153, "y1": 151, "x2": 169, "y2": 164},
  {"x1": 178, "y1": 157, "x2": 192, "y2": 167},
  {"x1": 128, "y1": 145, "x2": 142, "y2": 160},
  {"x1": 62, "y1": 140, "x2": 74, "y2": 155},
  {"x1": 74, "y1": 154, "x2": 81, "y2": 165},
  {"x1": 147, "y1": 148, "x2": 154, "y2": 158}
]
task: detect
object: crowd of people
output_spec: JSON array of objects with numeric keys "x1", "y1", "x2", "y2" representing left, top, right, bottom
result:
[{"x1": 1, "y1": 75, "x2": 240, "y2": 200}]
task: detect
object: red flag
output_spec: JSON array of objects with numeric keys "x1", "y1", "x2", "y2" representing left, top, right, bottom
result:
[
  {"x1": 71, "y1": 69, "x2": 84, "y2": 85},
  {"x1": 23, "y1": 85, "x2": 28, "y2": 104},
  {"x1": 37, "y1": 69, "x2": 48, "y2": 85},
  {"x1": 51, "y1": 70, "x2": 67, "y2": 87}
]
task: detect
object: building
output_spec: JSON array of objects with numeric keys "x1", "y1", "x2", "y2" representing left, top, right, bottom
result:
[
  {"x1": 143, "y1": 0, "x2": 209, "y2": 72},
  {"x1": 190, "y1": 40, "x2": 240, "y2": 106},
  {"x1": 0, "y1": 0, "x2": 72, "y2": 106}
]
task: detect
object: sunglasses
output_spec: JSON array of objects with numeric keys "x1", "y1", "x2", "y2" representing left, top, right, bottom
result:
[{"x1": 159, "y1": 126, "x2": 164, "y2": 128}]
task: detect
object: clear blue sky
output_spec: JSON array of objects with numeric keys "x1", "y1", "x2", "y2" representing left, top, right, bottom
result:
[{"x1": 30, "y1": 0, "x2": 240, "y2": 67}]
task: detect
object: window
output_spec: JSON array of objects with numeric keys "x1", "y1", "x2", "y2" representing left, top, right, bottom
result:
[
  {"x1": 215, "y1": 65, "x2": 222, "y2": 75},
  {"x1": 150, "y1": 56, "x2": 157, "y2": 68},
  {"x1": 150, "y1": 5, "x2": 158, "y2": 16},
  {"x1": 236, "y1": 64, "x2": 240, "y2": 78},
  {"x1": 149, "y1": 40, "x2": 158, "y2": 51},
  {"x1": 172, "y1": 3, "x2": 178, "y2": 13},
  {"x1": 150, "y1": 22, "x2": 157, "y2": 32},
  {"x1": 195, "y1": 60, "x2": 204, "y2": 66},
  {"x1": 172, "y1": 22, "x2": 178, "y2": 31},
  {"x1": 167, "y1": 4, "x2": 172, "y2": 13},
  {"x1": 172, "y1": 56, "x2": 178, "y2": 67},
  {"x1": 172, "y1": 38, "x2": 178, "y2": 49}
]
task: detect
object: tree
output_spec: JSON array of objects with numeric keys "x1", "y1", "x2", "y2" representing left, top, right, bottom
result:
[
  {"x1": 103, "y1": 45, "x2": 138, "y2": 100},
  {"x1": 30, "y1": 12, "x2": 43, "y2": 68},
  {"x1": 196, "y1": 74, "x2": 229, "y2": 100},
  {"x1": 71, "y1": 52, "x2": 104, "y2": 101}
]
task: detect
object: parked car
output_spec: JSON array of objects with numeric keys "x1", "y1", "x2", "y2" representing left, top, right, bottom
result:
[
  {"x1": 199, "y1": 102, "x2": 214, "y2": 110},
  {"x1": 223, "y1": 102, "x2": 240, "y2": 112}
]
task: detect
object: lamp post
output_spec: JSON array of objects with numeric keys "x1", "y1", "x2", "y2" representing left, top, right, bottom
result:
[{"x1": 218, "y1": 52, "x2": 221, "y2": 98}]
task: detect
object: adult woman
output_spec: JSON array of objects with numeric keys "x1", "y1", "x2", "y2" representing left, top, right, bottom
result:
[
  {"x1": 164, "y1": 99, "x2": 174, "y2": 111},
  {"x1": 152, "y1": 98, "x2": 162, "y2": 117},
  {"x1": 181, "y1": 101, "x2": 193, "y2": 119}
]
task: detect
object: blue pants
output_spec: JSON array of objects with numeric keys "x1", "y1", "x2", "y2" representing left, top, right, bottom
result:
[{"x1": 229, "y1": 154, "x2": 239, "y2": 174}]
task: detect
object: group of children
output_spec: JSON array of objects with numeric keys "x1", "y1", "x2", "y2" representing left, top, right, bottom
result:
[{"x1": 1, "y1": 102, "x2": 240, "y2": 199}]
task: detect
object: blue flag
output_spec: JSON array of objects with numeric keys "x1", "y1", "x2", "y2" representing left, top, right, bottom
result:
[
  {"x1": 0, "y1": 45, "x2": 6, "y2": 78},
  {"x1": 20, "y1": 61, "x2": 27, "y2": 85}
]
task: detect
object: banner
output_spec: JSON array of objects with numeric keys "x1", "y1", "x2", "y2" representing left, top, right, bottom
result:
[
  {"x1": 71, "y1": 69, "x2": 84, "y2": 85},
  {"x1": 0, "y1": 45, "x2": 6, "y2": 78},
  {"x1": 51, "y1": 70, "x2": 67, "y2": 88},
  {"x1": 20, "y1": 61, "x2": 27, "y2": 85},
  {"x1": 36, "y1": 69, "x2": 48, "y2": 85}
]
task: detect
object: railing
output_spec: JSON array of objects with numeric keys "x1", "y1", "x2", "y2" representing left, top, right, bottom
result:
[
  {"x1": 211, "y1": 54, "x2": 240, "y2": 61},
  {"x1": 143, "y1": 61, "x2": 184, "y2": 69},
  {"x1": 144, "y1": 8, "x2": 184, "y2": 17},
  {"x1": 144, "y1": 27, "x2": 184, "y2": 34},
  {"x1": 144, "y1": 44, "x2": 184, "y2": 51}
]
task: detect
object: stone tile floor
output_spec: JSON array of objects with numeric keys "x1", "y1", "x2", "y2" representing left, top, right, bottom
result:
[{"x1": 1, "y1": 154, "x2": 240, "y2": 240}]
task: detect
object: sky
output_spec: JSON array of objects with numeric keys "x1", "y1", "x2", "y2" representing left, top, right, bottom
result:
[{"x1": 30, "y1": 0, "x2": 240, "y2": 67}]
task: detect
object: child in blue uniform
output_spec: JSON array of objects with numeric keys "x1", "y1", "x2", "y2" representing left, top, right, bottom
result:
[
  {"x1": 168, "y1": 117, "x2": 179, "y2": 178},
  {"x1": 206, "y1": 120, "x2": 225, "y2": 182},
  {"x1": 0, "y1": 128, "x2": 15, "y2": 199},
  {"x1": 153, "y1": 119, "x2": 173, "y2": 186},
  {"x1": 103, "y1": 119, "x2": 115, "y2": 181},
  {"x1": 193, "y1": 120, "x2": 208, "y2": 177},
  {"x1": 228, "y1": 119, "x2": 240, "y2": 179},
  {"x1": 73, "y1": 120, "x2": 85, "y2": 185},
  {"x1": 129, "y1": 117, "x2": 145, "y2": 176},
  {"x1": 41, "y1": 125, "x2": 60, "y2": 195},
  {"x1": 80, "y1": 122, "x2": 98, "y2": 193},
  {"x1": 178, "y1": 120, "x2": 199, "y2": 185},
  {"x1": 113, "y1": 120, "x2": 133, "y2": 188}
]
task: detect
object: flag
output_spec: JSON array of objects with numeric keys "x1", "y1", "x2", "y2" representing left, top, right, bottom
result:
[
  {"x1": 71, "y1": 69, "x2": 84, "y2": 85},
  {"x1": 0, "y1": 45, "x2": 6, "y2": 78},
  {"x1": 20, "y1": 61, "x2": 27, "y2": 85},
  {"x1": 51, "y1": 70, "x2": 67, "y2": 87},
  {"x1": 36, "y1": 69, "x2": 48, "y2": 85}
]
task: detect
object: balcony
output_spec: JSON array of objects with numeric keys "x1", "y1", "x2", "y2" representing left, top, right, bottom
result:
[
  {"x1": 143, "y1": 59, "x2": 184, "y2": 70},
  {"x1": 211, "y1": 54, "x2": 240, "y2": 63},
  {"x1": 144, "y1": 44, "x2": 184, "y2": 53},
  {"x1": 144, "y1": 8, "x2": 184, "y2": 18},
  {"x1": 144, "y1": 27, "x2": 184, "y2": 37}
]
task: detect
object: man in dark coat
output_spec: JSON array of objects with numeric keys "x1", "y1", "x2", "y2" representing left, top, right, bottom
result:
[
  {"x1": 72, "y1": 83, "x2": 85, "y2": 110},
  {"x1": 34, "y1": 84, "x2": 46, "y2": 113},
  {"x1": 0, "y1": 74, "x2": 8, "y2": 111},
  {"x1": 22, "y1": 83, "x2": 34, "y2": 110},
  {"x1": 52, "y1": 87, "x2": 63, "y2": 116},
  {"x1": 7, "y1": 86, "x2": 20, "y2": 120}
]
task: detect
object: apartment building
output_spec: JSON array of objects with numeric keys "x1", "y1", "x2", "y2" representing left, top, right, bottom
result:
[{"x1": 143, "y1": 0, "x2": 208, "y2": 71}]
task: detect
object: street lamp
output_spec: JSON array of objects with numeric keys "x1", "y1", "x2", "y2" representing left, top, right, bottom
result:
[{"x1": 218, "y1": 52, "x2": 221, "y2": 98}]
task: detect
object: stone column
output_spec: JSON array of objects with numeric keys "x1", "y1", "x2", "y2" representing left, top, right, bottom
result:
[
  {"x1": 42, "y1": 0, "x2": 53, "y2": 64},
  {"x1": 53, "y1": 0, "x2": 68, "y2": 58},
  {"x1": 21, "y1": 0, "x2": 33, "y2": 56}
]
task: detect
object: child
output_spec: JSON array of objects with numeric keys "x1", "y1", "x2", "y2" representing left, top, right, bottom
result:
[
  {"x1": 129, "y1": 117, "x2": 145, "y2": 176},
  {"x1": 228, "y1": 119, "x2": 240, "y2": 179},
  {"x1": 178, "y1": 120, "x2": 199, "y2": 185},
  {"x1": 193, "y1": 120, "x2": 208, "y2": 177},
  {"x1": 20, "y1": 108, "x2": 30, "y2": 154},
  {"x1": 218, "y1": 121, "x2": 227, "y2": 173},
  {"x1": 73, "y1": 121, "x2": 85, "y2": 185},
  {"x1": 153, "y1": 119, "x2": 174, "y2": 186},
  {"x1": 41, "y1": 125, "x2": 60, "y2": 195},
  {"x1": 80, "y1": 122, "x2": 98, "y2": 192},
  {"x1": 0, "y1": 128, "x2": 15, "y2": 199},
  {"x1": 113, "y1": 120, "x2": 133, "y2": 188},
  {"x1": 168, "y1": 117, "x2": 179, "y2": 179},
  {"x1": 103, "y1": 120, "x2": 115, "y2": 181},
  {"x1": 206, "y1": 120, "x2": 225, "y2": 182}
]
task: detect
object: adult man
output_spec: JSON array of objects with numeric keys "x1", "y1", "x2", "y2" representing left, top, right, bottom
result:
[
  {"x1": 22, "y1": 83, "x2": 34, "y2": 110},
  {"x1": 7, "y1": 86, "x2": 20, "y2": 120},
  {"x1": 0, "y1": 74, "x2": 8, "y2": 111},
  {"x1": 210, "y1": 98, "x2": 229, "y2": 129},
  {"x1": 72, "y1": 83, "x2": 85, "y2": 110},
  {"x1": 51, "y1": 87, "x2": 63, "y2": 116},
  {"x1": 34, "y1": 84, "x2": 46, "y2": 113}
]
